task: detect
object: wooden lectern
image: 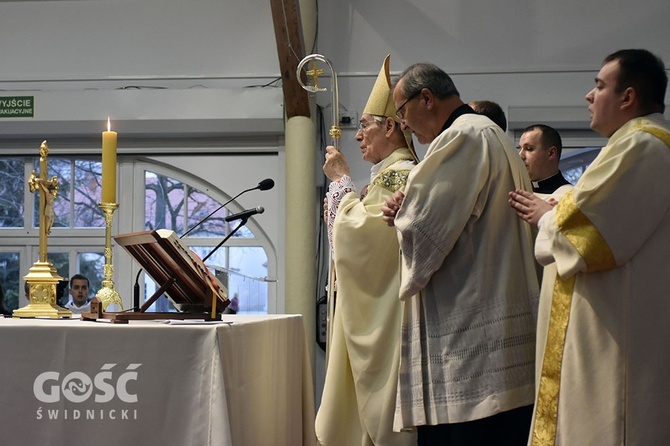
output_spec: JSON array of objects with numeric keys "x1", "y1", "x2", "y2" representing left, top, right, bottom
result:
[{"x1": 84, "y1": 229, "x2": 229, "y2": 323}]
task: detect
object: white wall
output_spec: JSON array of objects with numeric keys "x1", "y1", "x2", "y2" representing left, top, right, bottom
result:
[
  {"x1": 0, "y1": 0, "x2": 279, "y2": 85},
  {"x1": 314, "y1": 0, "x2": 670, "y2": 188}
]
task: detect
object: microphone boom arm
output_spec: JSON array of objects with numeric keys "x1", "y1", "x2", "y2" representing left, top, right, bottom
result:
[
  {"x1": 202, "y1": 218, "x2": 248, "y2": 263},
  {"x1": 132, "y1": 178, "x2": 273, "y2": 312}
]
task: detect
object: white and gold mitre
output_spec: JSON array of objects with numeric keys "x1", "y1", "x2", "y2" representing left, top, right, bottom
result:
[
  {"x1": 364, "y1": 54, "x2": 418, "y2": 161},
  {"x1": 363, "y1": 54, "x2": 396, "y2": 120}
]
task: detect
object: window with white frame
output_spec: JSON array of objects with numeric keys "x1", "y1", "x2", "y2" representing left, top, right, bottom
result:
[
  {"x1": 0, "y1": 155, "x2": 106, "y2": 310},
  {"x1": 140, "y1": 169, "x2": 271, "y2": 314},
  {"x1": 0, "y1": 155, "x2": 274, "y2": 315}
]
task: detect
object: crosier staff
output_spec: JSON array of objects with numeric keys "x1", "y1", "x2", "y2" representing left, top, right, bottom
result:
[{"x1": 296, "y1": 54, "x2": 340, "y2": 359}]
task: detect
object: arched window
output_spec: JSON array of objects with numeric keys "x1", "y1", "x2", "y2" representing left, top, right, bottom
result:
[
  {"x1": 0, "y1": 155, "x2": 107, "y2": 309},
  {"x1": 0, "y1": 155, "x2": 275, "y2": 315},
  {"x1": 139, "y1": 166, "x2": 274, "y2": 314}
]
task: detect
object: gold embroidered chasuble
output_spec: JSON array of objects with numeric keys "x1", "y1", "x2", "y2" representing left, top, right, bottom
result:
[{"x1": 315, "y1": 147, "x2": 416, "y2": 446}]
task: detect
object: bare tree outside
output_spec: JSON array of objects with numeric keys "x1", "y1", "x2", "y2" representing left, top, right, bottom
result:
[
  {"x1": 0, "y1": 159, "x2": 270, "y2": 314},
  {"x1": 0, "y1": 158, "x2": 25, "y2": 228},
  {"x1": 144, "y1": 171, "x2": 252, "y2": 238},
  {"x1": 33, "y1": 157, "x2": 105, "y2": 229},
  {"x1": 73, "y1": 160, "x2": 105, "y2": 227},
  {"x1": 0, "y1": 253, "x2": 21, "y2": 310},
  {"x1": 143, "y1": 170, "x2": 267, "y2": 312},
  {"x1": 144, "y1": 173, "x2": 185, "y2": 232}
]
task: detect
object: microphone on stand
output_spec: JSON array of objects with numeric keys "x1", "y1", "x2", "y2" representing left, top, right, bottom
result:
[
  {"x1": 204, "y1": 206, "x2": 264, "y2": 263},
  {"x1": 181, "y1": 178, "x2": 274, "y2": 238},
  {"x1": 224, "y1": 206, "x2": 264, "y2": 222},
  {"x1": 132, "y1": 178, "x2": 274, "y2": 312}
]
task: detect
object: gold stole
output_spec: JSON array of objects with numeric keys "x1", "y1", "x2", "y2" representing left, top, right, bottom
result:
[{"x1": 531, "y1": 119, "x2": 670, "y2": 445}]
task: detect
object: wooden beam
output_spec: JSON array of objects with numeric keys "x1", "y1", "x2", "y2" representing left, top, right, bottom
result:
[{"x1": 269, "y1": 0, "x2": 311, "y2": 119}]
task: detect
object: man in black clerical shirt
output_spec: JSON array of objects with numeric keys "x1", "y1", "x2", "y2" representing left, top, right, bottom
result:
[{"x1": 518, "y1": 124, "x2": 572, "y2": 199}]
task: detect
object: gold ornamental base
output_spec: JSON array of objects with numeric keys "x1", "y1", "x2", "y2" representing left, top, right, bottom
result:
[
  {"x1": 96, "y1": 202, "x2": 124, "y2": 312},
  {"x1": 13, "y1": 261, "x2": 72, "y2": 319},
  {"x1": 95, "y1": 281, "x2": 124, "y2": 312}
]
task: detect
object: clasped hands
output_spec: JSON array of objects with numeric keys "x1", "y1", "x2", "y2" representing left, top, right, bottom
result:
[{"x1": 508, "y1": 189, "x2": 557, "y2": 227}]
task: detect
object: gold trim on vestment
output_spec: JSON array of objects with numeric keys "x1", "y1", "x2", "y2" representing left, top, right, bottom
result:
[
  {"x1": 372, "y1": 169, "x2": 411, "y2": 192},
  {"x1": 533, "y1": 185, "x2": 614, "y2": 444},
  {"x1": 555, "y1": 190, "x2": 616, "y2": 272},
  {"x1": 631, "y1": 120, "x2": 670, "y2": 148},
  {"x1": 370, "y1": 147, "x2": 416, "y2": 193},
  {"x1": 532, "y1": 274, "x2": 576, "y2": 446}
]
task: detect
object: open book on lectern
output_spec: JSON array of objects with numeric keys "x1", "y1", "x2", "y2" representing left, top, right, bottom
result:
[{"x1": 114, "y1": 229, "x2": 229, "y2": 313}]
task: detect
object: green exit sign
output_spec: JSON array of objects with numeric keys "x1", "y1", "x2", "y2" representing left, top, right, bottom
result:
[{"x1": 0, "y1": 96, "x2": 34, "y2": 118}]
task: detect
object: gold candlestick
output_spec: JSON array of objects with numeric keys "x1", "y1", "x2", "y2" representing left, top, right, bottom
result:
[
  {"x1": 95, "y1": 202, "x2": 124, "y2": 311},
  {"x1": 14, "y1": 141, "x2": 72, "y2": 318}
]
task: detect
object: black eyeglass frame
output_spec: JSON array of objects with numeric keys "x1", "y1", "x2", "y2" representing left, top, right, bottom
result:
[{"x1": 395, "y1": 89, "x2": 422, "y2": 120}]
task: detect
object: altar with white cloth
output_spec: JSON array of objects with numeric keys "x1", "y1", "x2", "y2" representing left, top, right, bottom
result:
[{"x1": 0, "y1": 314, "x2": 316, "y2": 446}]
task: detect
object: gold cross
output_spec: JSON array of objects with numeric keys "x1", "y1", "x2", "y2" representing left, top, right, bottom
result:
[{"x1": 305, "y1": 60, "x2": 325, "y2": 89}]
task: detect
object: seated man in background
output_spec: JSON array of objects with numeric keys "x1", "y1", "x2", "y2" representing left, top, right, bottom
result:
[{"x1": 65, "y1": 274, "x2": 92, "y2": 314}]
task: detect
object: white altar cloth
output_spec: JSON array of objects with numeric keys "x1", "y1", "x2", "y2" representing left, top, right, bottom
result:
[{"x1": 0, "y1": 314, "x2": 316, "y2": 446}]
